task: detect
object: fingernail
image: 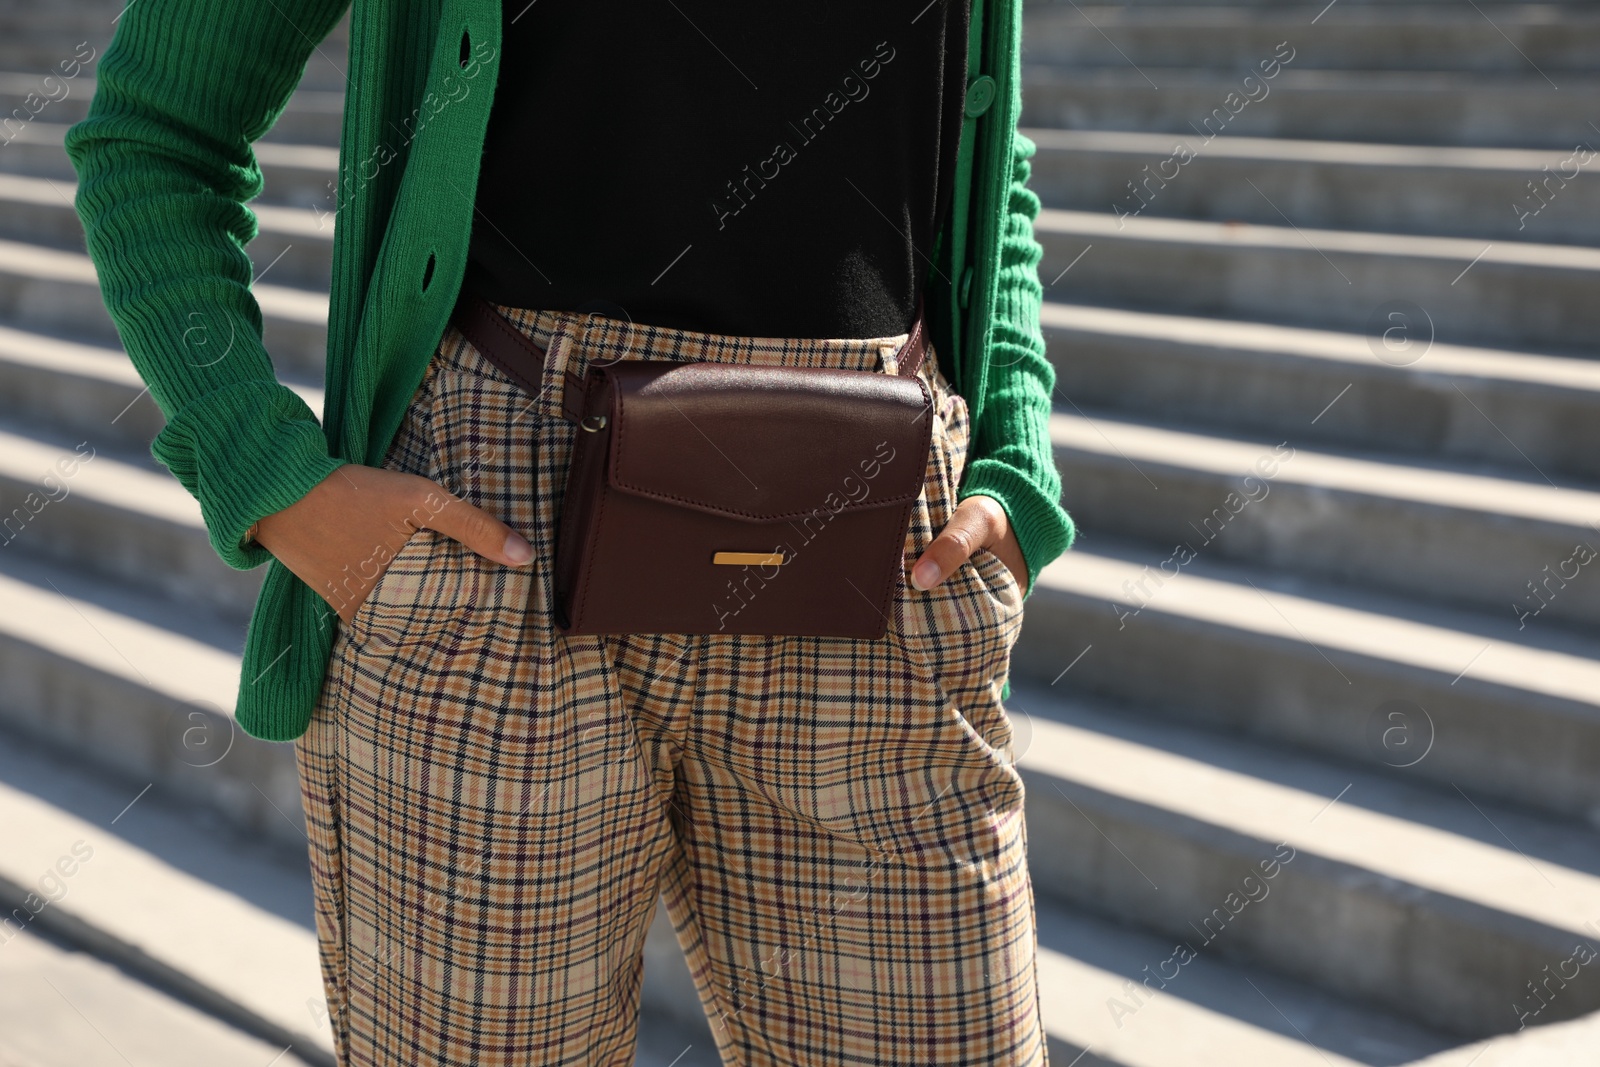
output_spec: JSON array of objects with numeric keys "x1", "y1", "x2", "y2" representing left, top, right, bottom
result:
[
  {"x1": 504, "y1": 532, "x2": 533, "y2": 565},
  {"x1": 910, "y1": 559, "x2": 940, "y2": 591}
]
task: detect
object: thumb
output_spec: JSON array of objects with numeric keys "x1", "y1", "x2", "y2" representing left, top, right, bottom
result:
[
  {"x1": 910, "y1": 498, "x2": 995, "y2": 591},
  {"x1": 415, "y1": 487, "x2": 533, "y2": 566}
]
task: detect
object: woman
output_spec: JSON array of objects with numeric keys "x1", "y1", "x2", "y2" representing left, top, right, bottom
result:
[{"x1": 67, "y1": 0, "x2": 1074, "y2": 1063}]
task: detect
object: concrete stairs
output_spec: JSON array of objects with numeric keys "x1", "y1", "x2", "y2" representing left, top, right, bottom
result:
[
  {"x1": 1009, "y1": 0, "x2": 1600, "y2": 1058},
  {"x1": 1027, "y1": 130, "x2": 1600, "y2": 244},
  {"x1": 0, "y1": 0, "x2": 1595, "y2": 1064},
  {"x1": 1034, "y1": 209, "x2": 1600, "y2": 353},
  {"x1": 1024, "y1": 5, "x2": 1600, "y2": 72}
]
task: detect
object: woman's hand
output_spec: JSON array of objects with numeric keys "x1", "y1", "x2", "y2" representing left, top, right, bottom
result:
[
  {"x1": 909, "y1": 494, "x2": 1028, "y2": 593},
  {"x1": 249, "y1": 463, "x2": 533, "y2": 624}
]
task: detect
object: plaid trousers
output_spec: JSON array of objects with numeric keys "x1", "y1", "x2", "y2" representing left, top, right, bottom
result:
[{"x1": 294, "y1": 304, "x2": 1046, "y2": 1066}]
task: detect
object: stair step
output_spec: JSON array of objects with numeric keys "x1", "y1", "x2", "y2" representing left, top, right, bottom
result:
[
  {"x1": 1405, "y1": 1012, "x2": 1600, "y2": 1066},
  {"x1": 1038, "y1": 208, "x2": 1600, "y2": 354},
  {"x1": 0, "y1": 322, "x2": 158, "y2": 449},
  {"x1": 0, "y1": 123, "x2": 342, "y2": 213},
  {"x1": 0, "y1": 321, "x2": 323, "y2": 456},
  {"x1": 1034, "y1": 897, "x2": 1463, "y2": 1065},
  {"x1": 1039, "y1": 898, "x2": 1600, "y2": 1067},
  {"x1": 1043, "y1": 302, "x2": 1600, "y2": 483},
  {"x1": 0, "y1": 550, "x2": 305, "y2": 847},
  {"x1": 0, "y1": 732, "x2": 332, "y2": 1060},
  {"x1": 0, "y1": 23, "x2": 350, "y2": 94},
  {"x1": 1043, "y1": 300, "x2": 1600, "y2": 479},
  {"x1": 0, "y1": 173, "x2": 82, "y2": 249},
  {"x1": 0, "y1": 173, "x2": 336, "y2": 289},
  {"x1": 1012, "y1": 543, "x2": 1600, "y2": 821},
  {"x1": 0, "y1": 236, "x2": 327, "y2": 375},
  {"x1": 1022, "y1": 67, "x2": 1600, "y2": 149},
  {"x1": 0, "y1": 419, "x2": 267, "y2": 617},
  {"x1": 1049, "y1": 409, "x2": 1600, "y2": 628},
  {"x1": 0, "y1": 925, "x2": 319, "y2": 1066},
  {"x1": 0, "y1": 121, "x2": 75, "y2": 181},
  {"x1": 1014, "y1": 686, "x2": 1600, "y2": 1038},
  {"x1": 248, "y1": 142, "x2": 345, "y2": 212},
  {"x1": 1024, "y1": 128, "x2": 1600, "y2": 245},
  {"x1": 1023, "y1": 5, "x2": 1600, "y2": 73},
  {"x1": 0, "y1": 73, "x2": 345, "y2": 146}
]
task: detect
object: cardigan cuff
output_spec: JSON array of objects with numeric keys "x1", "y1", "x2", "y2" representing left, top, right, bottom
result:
[
  {"x1": 149, "y1": 380, "x2": 345, "y2": 571},
  {"x1": 959, "y1": 457, "x2": 1075, "y2": 599}
]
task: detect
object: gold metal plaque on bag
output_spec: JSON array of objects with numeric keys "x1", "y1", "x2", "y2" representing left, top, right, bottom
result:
[{"x1": 712, "y1": 551, "x2": 786, "y2": 567}]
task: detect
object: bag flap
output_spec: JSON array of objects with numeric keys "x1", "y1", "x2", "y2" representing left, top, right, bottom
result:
[{"x1": 602, "y1": 362, "x2": 933, "y2": 522}]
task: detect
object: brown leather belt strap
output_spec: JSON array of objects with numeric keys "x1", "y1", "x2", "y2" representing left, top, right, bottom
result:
[
  {"x1": 896, "y1": 289, "x2": 930, "y2": 380},
  {"x1": 449, "y1": 288, "x2": 931, "y2": 419},
  {"x1": 450, "y1": 289, "x2": 588, "y2": 422}
]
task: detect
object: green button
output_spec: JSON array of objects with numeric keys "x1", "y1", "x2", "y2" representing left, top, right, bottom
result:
[{"x1": 964, "y1": 75, "x2": 996, "y2": 118}]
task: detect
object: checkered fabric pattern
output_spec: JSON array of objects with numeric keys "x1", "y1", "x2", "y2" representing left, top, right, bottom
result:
[{"x1": 294, "y1": 305, "x2": 1046, "y2": 1066}]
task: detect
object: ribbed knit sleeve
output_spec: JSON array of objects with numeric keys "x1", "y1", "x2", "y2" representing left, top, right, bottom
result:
[
  {"x1": 960, "y1": 128, "x2": 1075, "y2": 594},
  {"x1": 64, "y1": 0, "x2": 351, "y2": 571}
]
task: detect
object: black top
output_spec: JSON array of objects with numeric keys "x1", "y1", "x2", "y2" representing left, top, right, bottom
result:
[{"x1": 464, "y1": 1, "x2": 971, "y2": 339}]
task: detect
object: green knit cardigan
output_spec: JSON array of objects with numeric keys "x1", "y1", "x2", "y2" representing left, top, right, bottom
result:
[{"x1": 66, "y1": 0, "x2": 1075, "y2": 742}]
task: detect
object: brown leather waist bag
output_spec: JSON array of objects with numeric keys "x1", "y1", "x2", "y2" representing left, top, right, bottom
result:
[{"x1": 449, "y1": 291, "x2": 936, "y2": 638}]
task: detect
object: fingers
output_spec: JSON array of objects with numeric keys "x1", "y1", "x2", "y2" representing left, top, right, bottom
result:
[
  {"x1": 248, "y1": 464, "x2": 536, "y2": 630},
  {"x1": 910, "y1": 496, "x2": 1004, "y2": 591},
  {"x1": 398, "y1": 476, "x2": 533, "y2": 566}
]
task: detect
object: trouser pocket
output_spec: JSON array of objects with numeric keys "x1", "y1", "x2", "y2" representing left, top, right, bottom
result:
[{"x1": 892, "y1": 350, "x2": 1025, "y2": 760}]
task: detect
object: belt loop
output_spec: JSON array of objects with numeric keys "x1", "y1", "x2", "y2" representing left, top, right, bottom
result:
[
  {"x1": 879, "y1": 341, "x2": 904, "y2": 377},
  {"x1": 549, "y1": 319, "x2": 591, "y2": 425}
]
